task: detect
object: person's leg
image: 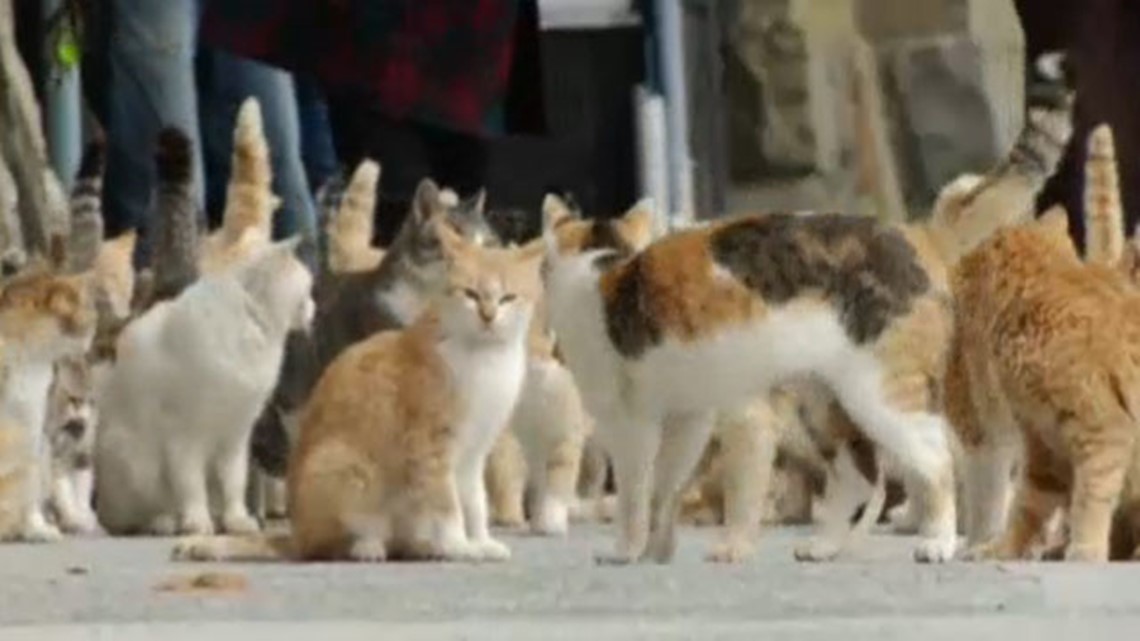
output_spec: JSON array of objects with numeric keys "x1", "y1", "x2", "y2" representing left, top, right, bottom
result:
[
  {"x1": 103, "y1": 0, "x2": 203, "y2": 246},
  {"x1": 198, "y1": 49, "x2": 317, "y2": 266},
  {"x1": 420, "y1": 122, "x2": 490, "y2": 199},
  {"x1": 294, "y1": 76, "x2": 339, "y2": 194}
]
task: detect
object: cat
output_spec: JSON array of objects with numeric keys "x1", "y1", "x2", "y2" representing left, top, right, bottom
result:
[
  {"x1": 325, "y1": 160, "x2": 384, "y2": 274},
  {"x1": 488, "y1": 194, "x2": 656, "y2": 535},
  {"x1": 950, "y1": 208, "x2": 1140, "y2": 562},
  {"x1": 540, "y1": 83, "x2": 1074, "y2": 565},
  {"x1": 94, "y1": 236, "x2": 314, "y2": 536},
  {"x1": 0, "y1": 264, "x2": 97, "y2": 541},
  {"x1": 44, "y1": 355, "x2": 98, "y2": 534},
  {"x1": 65, "y1": 137, "x2": 106, "y2": 273},
  {"x1": 147, "y1": 127, "x2": 201, "y2": 304},
  {"x1": 245, "y1": 179, "x2": 499, "y2": 501},
  {"x1": 172, "y1": 217, "x2": 544, "y2": 562},
  {"x1": 0, "y1": 153, "x2": 25, "y2": 274},
  {"x1": 199, "y1": 97, "x2": 281, "y2": 276}
]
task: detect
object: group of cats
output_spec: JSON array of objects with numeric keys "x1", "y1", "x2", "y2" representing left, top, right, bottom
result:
[{"x1": 2, "y1": 51, "x2": 1135, "y2": 567}]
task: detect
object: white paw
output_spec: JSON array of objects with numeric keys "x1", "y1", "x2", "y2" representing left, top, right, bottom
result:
[
  {"x1": 148, "y1": 514, "x2": 178, "y2": 537},
  {"x1": 472, "y1": 537, "x2": 511, "y2": 562},
  {"x1": 794, "y1": 538, "x2": 842, "y2": 563},
  {"x1": 59, "y1": 510, "x2": 102, "y2": 536},
  {"x1": 177, "y1": 513, "x2": 215, "y2": 536},
  {"x1": 170, "y1": 537, "x2": 219, "y2": 562},
  {"x1": 914, "y1": 534, "x2": 958, "y2": 563},
  {"x1": 19, "y1": 518, "x2": 63, "y2": 543},
  {"x1": 222, "y1": 513, "x2": 261, "y2": 535},
  {"x1": 531, "y1": 502, "x2": 570, "y2": 536},
  {"x1": 348, "y1": 538, "x2": 387, "y2": 562},
  {"x1": 706, "y1": 538, "x2": 756, "y2": 564}
]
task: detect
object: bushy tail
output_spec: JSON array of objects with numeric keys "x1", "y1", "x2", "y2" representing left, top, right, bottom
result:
[
  {"x1": 221, "y1": 98, "x2": 277, "y2": 244},
  {"x1": 928, "y1": 51, "x2": 1074, "y2": 261},
  {"x1": 171, "y1": 533, "x2": 294, "y2": 563},
  {"x1": 1083, "y1": 124, "x2": 1124, "y2": 266},
  {"x1": 66, "y1": 135, "x2": 107, "y2": 271},
  {"x1": 151, "y1": 127, "x2": 200, "y2": 301},
  {"x1": 325, "y1": 159, "x2": 382, "y2": 274}
]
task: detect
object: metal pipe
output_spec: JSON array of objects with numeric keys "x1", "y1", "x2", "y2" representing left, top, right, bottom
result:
[
  {"x1": 42, "y1": 0, "x2": 81, "y2": 192},
  {"x1": 653, "y1": 0, "x2": 696, "y2": 226}
]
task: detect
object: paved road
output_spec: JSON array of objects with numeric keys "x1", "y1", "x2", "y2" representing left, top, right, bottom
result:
[{"x1": 2, "y1": 525, "x2": 1140, "y2": 639}]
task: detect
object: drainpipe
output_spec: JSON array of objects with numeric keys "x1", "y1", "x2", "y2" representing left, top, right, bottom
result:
[{"x1": 653, "y1": 0, "x2": 695, "y2": 228}]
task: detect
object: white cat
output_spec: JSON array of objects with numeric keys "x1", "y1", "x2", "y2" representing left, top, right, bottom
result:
[{"x1": 95, "y1": 237, "x2": 314, "y2": 536}]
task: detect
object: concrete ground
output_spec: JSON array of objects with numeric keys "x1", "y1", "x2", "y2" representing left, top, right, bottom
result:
[{"x1": 2, "y1": 524, "x2": 1140, "y2": 640}]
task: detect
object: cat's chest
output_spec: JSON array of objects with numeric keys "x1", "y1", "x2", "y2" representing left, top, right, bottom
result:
[
  {"x1": 439, "y1": 339, "x2": 526, "y2": 435},
  {"x1": 376, "y1": 281, "x2": 425, "y2": 326},
  {"x1": 0, "y1": 358, "x2": 54, "y2": 425}
]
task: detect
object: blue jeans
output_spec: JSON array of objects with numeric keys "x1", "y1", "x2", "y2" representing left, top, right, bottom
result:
[
  {"x1": 198, "y1": 48, "x2": 318, "y2": 263},
  {"x1": 294, "y1": 76, "x2": 340, "y2": 197},
  {"x1": 103, "y1": 0, "x2": 204, "y2": 254}
]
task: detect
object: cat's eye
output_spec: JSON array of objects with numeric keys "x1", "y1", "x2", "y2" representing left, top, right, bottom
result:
[
  {"x1": 462, "y1": 288, "x2": 480, "y2": 302},
  {"x1": 499, "y1": 293, "x2": 517, "y2": 304}
]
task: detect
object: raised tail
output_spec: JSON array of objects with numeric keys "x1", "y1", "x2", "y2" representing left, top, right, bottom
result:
[
  {"x1": 325, "y1": 159, "x2": 382, "y2": 274},
  {"x1": 221, "y1": 98, "x2": 276, "y2": 243},
  {"x1": 1083, "y1": 124, "x2": 1124, "y2": 266},
  {"x1": 151, "y1": 127, "x2": 201, "y2": 302},
  {"x1": 928, "y1": 51, "x2": 1074, "y2": 261},
  {"x1": 66, "y1": 136, "x2": 107, "y2": 271},
  {"x1": 171, "y1": 532, "x2": 294, "y2": 563}
]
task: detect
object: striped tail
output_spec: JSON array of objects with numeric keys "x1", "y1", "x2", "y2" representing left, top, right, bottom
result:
[
  {"x1": 325, "y1": 159, "x2": 382, "y2": 274},
  {"x1": 66, "y1": 136, "x2": 107, "y2": 271},
  {"x1": 171, "y1": 533, "x2": 294, "y2": 563},
  {"x1": 1083, "y1": 124, "x2": 1124, "y2": 266},
  {"x1": 221, "y1": 98, "x2": 276, "y2": 243},
  {"x1": 151, "y1": 127, "x2": 200, "y2": 301}
]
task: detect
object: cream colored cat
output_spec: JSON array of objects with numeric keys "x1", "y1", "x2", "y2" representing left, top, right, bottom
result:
[{"x1": 172, "y1": 218, "x2": 544, "y2": 562}]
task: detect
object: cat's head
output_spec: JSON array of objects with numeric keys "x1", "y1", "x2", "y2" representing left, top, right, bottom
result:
[
  {"x1": 0, "y1": 266, "x2": 98, "y2": 359},
  {"x1": 93, "y1": 230, "x2": 138, "y2": 321},
  {"x1": 434, "y1": 217, "x2": 544, "y2": 345},
  {"x1": 46, "y1": 355, "x2": 97, "y2": 470},
  {"x1": 386, "y1": 179, "x2": 501, "y2": 281},
  {"x1": 235, "y1": 236, "x2": 315, "y2": 336},
  {"x1": 543, "y1": 194, "x2": 655, "y2": 256}
]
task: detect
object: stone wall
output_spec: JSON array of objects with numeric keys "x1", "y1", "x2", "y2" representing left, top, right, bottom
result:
[{"x1": 721, "y1": 0, "x2": 1024, "y2": 221}]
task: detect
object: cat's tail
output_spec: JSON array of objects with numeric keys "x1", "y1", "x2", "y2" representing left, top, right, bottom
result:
[
  {"x1": 325, "y1": 159, "x2": 382, "y2": 274},
  {"x1": 66, "y1": 134, "x2": 107, "y2": 271},
  {"x1": 171, "y1": 533, "x2": 294, "y2": 563},
  {"x1": 221, "y1": 98, "x2": 277, "y2": 243},
  {"x1": 151, "y1": 127, "x2": 200, "y2": 302},
  {"x1": 1083, "y1": 124, "x2": 1125, "y2": 266},
  {"x1": 928, "y1": 50, "x2": 1074, "y2": 261}
]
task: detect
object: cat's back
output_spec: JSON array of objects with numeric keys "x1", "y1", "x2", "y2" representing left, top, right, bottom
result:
[{"x1": 314, "y1": 268, "x2": 404, "y2": 366}]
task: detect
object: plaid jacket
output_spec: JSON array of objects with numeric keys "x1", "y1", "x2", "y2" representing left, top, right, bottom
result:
[{"x1": 200, "y1": 0, "x2": 526, "y2": 137}]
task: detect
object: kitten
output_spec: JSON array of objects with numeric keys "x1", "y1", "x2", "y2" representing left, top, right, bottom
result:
[
  {"x1": 541, "y1": 86, "x2": 1073, "y2": 565},
  {"x1": 44, "y1": 355, "x2": 98, "y2": 533},
  {"x1": 0, "y1": 266, "x2": 97, "y2": 541},
  {"x1": 173, "y1": 219, "x2": 544, "y2": 562},
  {"x1": 951, "y1": 208, "x2": 1140, "y2": 562},
  {"x1": 325, "y1": 160, "x2": 384, "y2": 274},
  {"x1": 95, "y1": 237, "x2": 314, "y2": 536},
  {"x1": 199, "y1": 98, "x2": 280, "y2": 276},
  {"x1": 489, "y1": 195, "x2": 656, "y2": 534}
]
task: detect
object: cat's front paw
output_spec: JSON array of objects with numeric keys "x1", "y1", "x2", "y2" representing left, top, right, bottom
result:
[
  {"x1": 914, "y1": 533, "x2": 958, "y2": 563},
  {"x1": 177, "y1": 512, "x2": 215, "y2": 536},
  {"x1": 471, "y1": 537, "x2": 511, "y2": 562},
  {"x1": 59, "y1": 510, "x2": 102, "y2": 536},
  {"x1": 348, "y1": 538, "x2": 388, "y2": 563},
  {"x1": 1063, "y1": 543, "x2": 1108, "y2": 563},
  {"x1": 530, "y1": 500, "x2": 569, "y2": 536},
  {"x1": 794, "y1": 537, "x2": 841, "y2": 563},
  {"x1": 707, "y1": 537, "x2": 756, "y2": 563},
  {"x1": 19, "y1": 515, "x2": 62, "y2": 543},
  {"x1": 222, "y1": 512, "x2": 261, "y2": 535},
  {"x1": 171, "y1": 537, "x2": 219, "y2": 562}
]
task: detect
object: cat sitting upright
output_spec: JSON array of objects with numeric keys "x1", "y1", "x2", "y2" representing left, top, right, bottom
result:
[
  {"x1": 173, "y1": 215, "x2": 544, "y2": 562},
  {"x1": 95, "y1": 236, "x2": 314, "y2": 536}
]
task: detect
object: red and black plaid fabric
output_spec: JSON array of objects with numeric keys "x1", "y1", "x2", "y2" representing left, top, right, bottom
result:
[{"x1": 200, "y1": 0, "x2": 524, "y2": 137}]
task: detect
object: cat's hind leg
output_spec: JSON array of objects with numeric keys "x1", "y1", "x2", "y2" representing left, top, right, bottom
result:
[
  {"x1": 595, "y1": 412, "x2": 661, "y2": 565},
  {"x1": 532, "y1": 428, "x2": 585, "y2": 536},
  {"x1": 644, "y1": 411, "x2": 715, "y2": 563},
  {"x1": 165, "y1": 442, "x2": 214, "y2": 535},
  {"x1": 485, "y1": 429, "x2": 526, "y2": 529},
  {"x1": 794, "y1": 446, "x2": 881, "y2": 562},
  {"x1": 961, "y1": 440, "x2": 1018, "y2": 546},
  {"x1": 707, "y1": 402, "x2": 778, "y2": 563},
  {"x1": 212, "y1": 441, "x2": 260, "y2": 534}
]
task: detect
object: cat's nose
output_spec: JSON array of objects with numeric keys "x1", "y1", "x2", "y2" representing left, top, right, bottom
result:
[
  {"x1": 62, "y1": 419, "x2": 86, "y2": 440},
  {"x1": 478, "y1": 307, "x2": 496, "y2": 325}
]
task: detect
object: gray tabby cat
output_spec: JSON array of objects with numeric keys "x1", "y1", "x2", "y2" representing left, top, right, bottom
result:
[{"x1": 66, "y1": 138, "x2": 107, "y2": 272}]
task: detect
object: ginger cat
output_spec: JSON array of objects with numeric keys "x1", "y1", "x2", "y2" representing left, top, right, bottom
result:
[
  {"x1": 0, "y1": 265, "x2": 97, "y2": 541},
  {"x1": 325, "y1": 160, "x2": 384, "y2": 274},
  {"x1": 199, "y1": 98, "x2": 281, "y2": 275},
  {"x1": 541, "y1": 82, "x2": 1073, "y2": 564},
  {"x1": 173, "y1": 218, "x2": 544, "y2": 562},
  {"x1": 951, "y1": 208, "x2": 1140, "y2": 562}
]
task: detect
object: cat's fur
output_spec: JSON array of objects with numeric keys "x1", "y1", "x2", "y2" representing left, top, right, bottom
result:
[
  {"x1": 44, "y1": 355, "x2": 98, "y2": 534},
  {"x1": 95, "y1": 237, "x2": 313, "y2": 536},
  {"x1": 0, "y1": 266, "x2": 97, "y2": 541},
  {"x1": 65, "y1": 138, "x2": 107, "y2": 273},
  {"x1": 325, "y1": 160, "x2": 383, "y2": 274},
  {"x1": 541, "y1": 84, "x2": 1073, "y2": 564},
  {"x1": 951, "y1": 209, "x2": 1140, "y2": 562},
  {"x1": 0, "y1": 153, "x2": 26, "y2": 274},
  {"x1": 1083, "y1": 124, "x2": 1126, "y2": 268},
  {"x1": 199, "y1": 98, "x2": 279, "y2": 276},
  {"x1": 148, "y1": 128, "x2": 201, "y2": 304},
  {"x1": 172, "y1": 219, "x2": 544, "y2": 562}
]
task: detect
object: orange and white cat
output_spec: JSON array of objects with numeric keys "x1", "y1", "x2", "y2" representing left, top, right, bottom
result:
[
  {"x1": 325, "y1": 160, "x2": 384, "y2": 274},
  {"x1": 172, "y1": 218, "x2": 544, "y2": 562}
]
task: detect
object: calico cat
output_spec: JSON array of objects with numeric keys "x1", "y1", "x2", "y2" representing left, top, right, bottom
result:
[
  {"x1": 325, "y1": 160, "x2": 384, "y2": 274},
  {"x1": 95, "y1": 237, "x2": 313, "y2": 536},
  {"x1": 173, "y1": 218, "x2": 544, "y2": 562},
  {"x1": 541, "y1": 86, "x2": 1073, "y2": 564},
  {"x1": 0, "y1": 265, "x2": 97, "y2": 541},
  {"x1": 951, "y1": 208, "x2": 1140, "y2": 562},
  {"x1": 199, "y1": 98, "x2": 280, "y2": 276}
]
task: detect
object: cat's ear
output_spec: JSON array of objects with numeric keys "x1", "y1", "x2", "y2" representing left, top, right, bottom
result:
[
  {"x1": 433, "y1": 216, "x2": 470, "y2": 261},
  {"x1": 411, "y1": 178, "x2": 444, "y2": 225},
  {"x1": 462, "y1": 188, "x2": 487, "y2": 216},
  {"x1": 515, "y1": 236, "x2": 547, "y2": 265},
  {"x1": 617, "y1": 197, "x2": 657, "y2": 250},
  {"x1": 1038, "y1": 205, "x2": 1070, "y2": 236},
  {"x1": 542, "y1": 193, "x2": 577, "y2": 229}
]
